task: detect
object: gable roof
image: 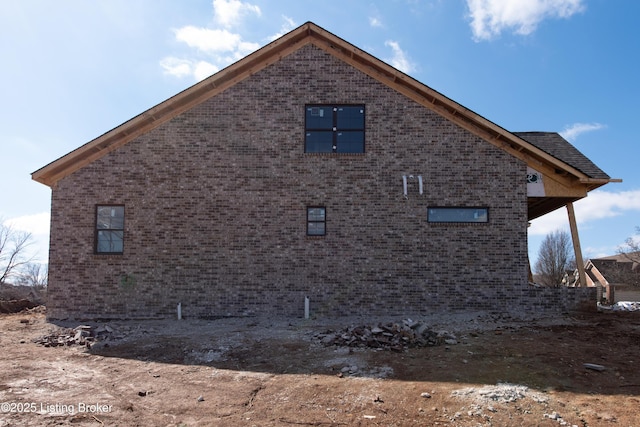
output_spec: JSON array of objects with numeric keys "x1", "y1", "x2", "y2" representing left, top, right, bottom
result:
[
  {"x1": 586, "y1": 253, "x2": 640, "y2": 286},
  {"x1": 595, "y1": 252, "x2": 640, "y2": 263},
  {"x1": 32, "y1": 21, "x2": 615, "y2": 203}
]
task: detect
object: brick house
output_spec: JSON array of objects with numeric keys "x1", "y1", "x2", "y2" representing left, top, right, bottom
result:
[
  {"x1": 33, "y1": 22, "x2": 615, "y2": 320},
  {"x1": 577, "y1": 253, "x2": 640, "y2": 303}
]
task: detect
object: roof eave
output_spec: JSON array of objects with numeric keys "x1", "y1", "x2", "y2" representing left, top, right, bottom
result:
[{"x1": 581, "y1": 177, "x2": 622, "y2": 192}]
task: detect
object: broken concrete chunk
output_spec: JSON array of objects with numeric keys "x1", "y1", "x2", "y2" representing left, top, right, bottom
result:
[
  {"x1": 316, "y1": 321, "x2": 457, "y2": 351},
  {"x1": 35, "y1": 323, "x2": 122, "y2": 348}
]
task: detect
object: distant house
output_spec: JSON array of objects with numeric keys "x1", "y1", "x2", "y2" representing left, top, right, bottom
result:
[
  {"x1": 32, "y1": 22, "x2": 616, "y2": 320},
  {"x1": 578, "y1": 253, "x2": 640, "y2": 303}
]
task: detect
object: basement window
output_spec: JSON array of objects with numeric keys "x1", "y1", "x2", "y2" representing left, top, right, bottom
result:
[
  {"x1": 427, "y1": 207, "x2": 488, "y2": 223},
  {"x1": 305, "y1": 105, "x2": 365, "y2": 153},
  {"x1": 95, "y1": 205, "x2": 125, "y2": 254},
  {"x1": 307, "y1": 207, "x2": 326, "y2": 236}
]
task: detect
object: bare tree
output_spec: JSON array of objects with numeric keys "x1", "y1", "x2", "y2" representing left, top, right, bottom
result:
[
  {"x1": 0, "y1": 220, "x2": 34, "y2": 284},
  {"x1": 618, "y1": 226, "x2": 640, "y2": 263},
  {"x1": 534, "y1": 229, "x2": 575, "y2": 287},
  {"x1": 17, "y1": 262, "x2": 48, "y2": 287}
]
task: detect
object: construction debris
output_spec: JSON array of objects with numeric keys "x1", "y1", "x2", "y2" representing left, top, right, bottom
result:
[
  {"x1": 314, "y1": 319, "x2": 458, "y2": 351},
  {"x1": 34, "y1": 324, "x2": 119, "y2": 347},
  {"x1": 451, "y1": 383, "x2": 548, "y2": 405},
  {"x1": 611, "y1": 301, "x2": 640, "y2": 312}
]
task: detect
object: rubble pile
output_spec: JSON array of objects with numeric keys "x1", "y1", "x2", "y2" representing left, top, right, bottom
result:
[
  {"x1": 34, "y1": 324, "x2": 118, "y2": 347},
  {"x1": 315, "y1": 319, "x2": 458, "y2": 352}
]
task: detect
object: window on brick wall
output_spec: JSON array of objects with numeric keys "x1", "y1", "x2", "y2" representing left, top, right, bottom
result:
[
  {"x1": 305, "y1": 105, "x2": 365, "y2": 153},
  {"x1": 427, "y1": 207, "x2": 489, "y2": 223},
  {"x1": 307, "y1": 207, "x2": 326, "y2": 236},
  {"x1": 95, "y1": 205, "x2": 125, "y2": 254}
]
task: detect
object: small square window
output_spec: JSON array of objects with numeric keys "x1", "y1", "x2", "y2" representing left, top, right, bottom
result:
[
  {"x1": 307, "y1": 207, "x2": 326, "y2": 236},
  {"x1": 95, "y1": 205, "x2": 125, "y2": 253}
]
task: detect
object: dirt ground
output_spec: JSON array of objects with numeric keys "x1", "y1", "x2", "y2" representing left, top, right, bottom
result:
[{"x1": 0, "y1": 307, "x2": 639, "y2": 427}]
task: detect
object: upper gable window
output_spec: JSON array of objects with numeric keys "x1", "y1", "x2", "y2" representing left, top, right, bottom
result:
[
  {"x1": 305, "y1": 105, "x2": 365, "y2": 153},
  {"x1": 95, "y1": 205, "x2": 125, "y2": 254}
]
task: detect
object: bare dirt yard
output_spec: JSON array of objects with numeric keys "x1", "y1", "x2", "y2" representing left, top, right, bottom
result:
[{"x1": 1, "y1": 307, "x2": 639, "y2": 427}]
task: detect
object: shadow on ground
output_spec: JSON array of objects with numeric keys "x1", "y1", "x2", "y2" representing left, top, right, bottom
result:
[{"x1": 81, "y1": 311, "x2": 640, "y2": 397}]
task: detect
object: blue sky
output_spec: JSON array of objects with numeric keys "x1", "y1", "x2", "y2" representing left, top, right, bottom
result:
[{"x1": 2, "y1": 0, "x2": 639, "y2": 268}]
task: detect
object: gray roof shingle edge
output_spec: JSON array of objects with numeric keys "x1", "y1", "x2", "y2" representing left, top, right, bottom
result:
[{"x1": 514, "y1": 131, "x2": 610, "y2": 180}]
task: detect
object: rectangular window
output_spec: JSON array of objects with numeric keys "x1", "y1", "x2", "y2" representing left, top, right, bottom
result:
[
  {"x1": 95, "y1": 205, "x2": 125, "y2": 253},
  {"x1": 305, "y1": 105, "x2": 365, "y2": 153},
  {"x1": 307, "y1": 207, "x2": 326, "y2": 236},
  {"x1": 427, "y1": 207, "x2": 488, "y2": 223}
]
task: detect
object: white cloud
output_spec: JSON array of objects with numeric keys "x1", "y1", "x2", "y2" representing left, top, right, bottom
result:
[
  {"x1": 529, "y1": 190, "x2": 640, "y2": 236},
  {"x1": 161, "y1": 57, "x2": 220, "y2": 81},
  {"x1": 160, "y1": 57, "x2": 196, "y2": 78},
  {"x1": 582, "y1": 245, "x2": 618, "y2": 260},
  {"x1": 268, "y1": 16, "x2": 297, "y2": 41},
  {"x1": 3, "y1": 212, "x2": 50, "y2": 263},
  {"x1": 560, "y1": 122, "x2": 606, "y2": 142},
  {"x1": 369, "y1": 17, "x2": 383, "y2": 28},
  {"x1": 163, "y1": 19, "x2": 260, "y2": 81},
  {"x1": 4, "y1": 212, "x2": 50, "y2": 236},
  {"x1": 193, "y1": 61, "x2": 220, "y2": 81},
  {"x1": 174, "y1": 26, "x2": 242, "y2": 54},
  {"x1": 213, "y1": 0, "x2": 261, "y2": 28},
  {"x1": 384, "y1": 40, "x2": 416, "y2": 74},
  {"x1": 529, "y1": 209, "x2": 569, "y2": 236},
  {"x1": 466, "y1": 0, "x2": 585, "y2": 41}
]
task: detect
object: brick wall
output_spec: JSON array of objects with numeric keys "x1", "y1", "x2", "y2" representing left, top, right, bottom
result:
[{"x1": 46, "y1": 44, "x2": 592, "y2": 319}]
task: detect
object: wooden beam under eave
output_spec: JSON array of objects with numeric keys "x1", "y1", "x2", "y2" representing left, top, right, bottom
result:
[
  {"x1": 581, "y1": 177, "x2": 621, "y2": 185},
  {"x1": 589, "y1": 264, "x2": 608, "y2": 286},
  {"x1": 567, "y1": 202, "x2": 587, "y2": 287}
]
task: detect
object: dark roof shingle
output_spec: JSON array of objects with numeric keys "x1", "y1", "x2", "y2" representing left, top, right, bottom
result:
[{"x1": 514, "y1": 131, "x2": 610, "y2": 180}]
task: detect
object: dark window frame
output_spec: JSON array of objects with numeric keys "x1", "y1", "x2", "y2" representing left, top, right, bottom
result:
[
  {"x1": 95, "y1": 204, "x2": 125, "y2": 254},
  {"x1": 427, "y1": 207, "x2": 489, "y2": 223},
  {"x1": 306, "y1": 206, "x2": 326, "y2": 236},
  {"x1": 304, "y1": 104, "x2": 365, "y2": 153}
]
